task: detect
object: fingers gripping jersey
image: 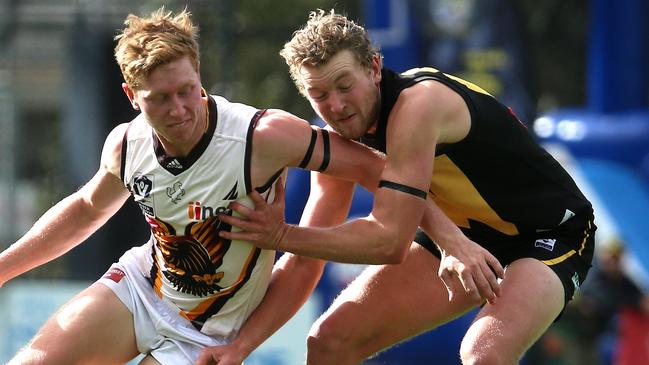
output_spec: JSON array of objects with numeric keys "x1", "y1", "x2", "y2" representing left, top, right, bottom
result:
[{"x1": 120, "y1": 95, "x2": 278, "y2": 339}]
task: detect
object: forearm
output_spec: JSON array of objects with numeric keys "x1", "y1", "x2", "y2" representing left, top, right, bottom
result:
[
  {"x1": 220, "y1": 180, "x2": 426, "y2": 264},
  {"x1": 281, "y1": 217, "x2": 402, "y2": 264},
  {"x1": 0, "y1": 193, "x2": 110, "y2": 285},
  {"x1": 230, "y1": 254, "x2": 324, "y2": 356},
  {"x1": 281, "y1": 187, "x2": 423, "y2": 264}
]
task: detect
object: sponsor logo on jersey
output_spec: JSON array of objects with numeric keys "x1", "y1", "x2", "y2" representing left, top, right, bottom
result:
[
  {"x1": 534, "y1": 238, "x2": 556, "y2": 251},
  {"x1": 166, "y1": 158, "x2": 183, "y2": 170},
  {"x1": 166, "y1": 181, "x2": 185, "y2": 204},
  {"x1": 138, "y1": 202, "x2": 155, "y2": 216},
  {"x1": 188, "y1": 201, "x2": 231, "y2": 220}
]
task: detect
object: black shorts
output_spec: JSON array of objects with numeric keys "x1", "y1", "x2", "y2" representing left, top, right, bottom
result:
[{"x1": 414, "y1": 214, "x2": 596, "y2": 308}]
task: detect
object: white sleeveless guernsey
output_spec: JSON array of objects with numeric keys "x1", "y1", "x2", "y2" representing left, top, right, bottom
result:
[{"x1": 120, "y1": 95, "x2": 279, "y2": 339}]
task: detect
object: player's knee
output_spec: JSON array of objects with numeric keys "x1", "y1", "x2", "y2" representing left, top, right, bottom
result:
[
  {"x1": 459, "y1": 341, "x2": 517, "y2": 365},
  {"x1": 307, "y1": 319, "x2": 345, "y2": 355},
  {"x1": 307, "y1": 305, "x2": 382, "y2": 365},
  {"x1": 306, "y1": 333, "x2": 344, "y2": 364},
  {"x1": 7, "y1": 349, "x2": 39, "y2": 365},
  {"x1": 306, "y1": 335, "x2": 360, "y2": 365},
  {"x1": 8, "y1": 346, "x2": 63, "y2": 365},
  {"x1": 459, "y1": 351, "x2": 511, "y2": 365},
  {"x1": 307, "y1": 315, "x2": 364, "y2": 364}
]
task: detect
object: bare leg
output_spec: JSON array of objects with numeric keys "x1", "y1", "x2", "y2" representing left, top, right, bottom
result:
[
  {"x1": 460, "y1": 258, "x2": 565, "y2": 365},
  {"x1": 139, "y1": 355, "x2": 162, "y2": 365},
  {"x1": 8, "y1": 282, "x2": 139, "y2": 365},
  {"x1": 307, "y1": 243, "x2": 479, "y2": 365}
]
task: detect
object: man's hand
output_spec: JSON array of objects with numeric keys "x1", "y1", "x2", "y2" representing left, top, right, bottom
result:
[
  {"x1": 437, "y1": 237, "x2": 504, "y2": 305},
  {"x1": 218, "y1": 178, "x2": 291, "y2": 250},
  {"x1": 194, "y1": 343, "x2": 246, "y2": 365}
]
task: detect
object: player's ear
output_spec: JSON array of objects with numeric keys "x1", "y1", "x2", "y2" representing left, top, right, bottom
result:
[
  {"x1": 122, "y1": 82, "x2": 139, "y2": 110},
  {"x1": 370, "y1": 55, "x2": 382, "y2": 84}
]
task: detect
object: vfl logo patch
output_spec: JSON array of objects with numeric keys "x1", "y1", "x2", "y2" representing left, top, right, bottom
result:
[
  {"x1": 103, "y1": 268, "x2": 126, "y2": 283},
  {"x1": 534, "y1": 238, "x2": 556, "y2": 251},
  {"x1": 133, "y1": 175, "x2": 153, "y2": 198},
  {"x1": 132, "y1": 174, "x2": 155, "y2": 216}
]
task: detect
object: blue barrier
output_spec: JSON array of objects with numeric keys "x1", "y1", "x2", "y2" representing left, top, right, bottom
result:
[
  {"x1": 533, "y1": 109, "x2": 649, "y2": 169},
  {"x1": 588, "y1": 0, "x2": 648, "y2": 112},
  {"x1": 578, "y1": 158, "x2": 649, "y2": 272}
]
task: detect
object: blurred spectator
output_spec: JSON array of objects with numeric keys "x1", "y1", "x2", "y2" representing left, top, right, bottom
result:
[{"x1": 527, "y1": 237, "x2": 649, "y2": 365}]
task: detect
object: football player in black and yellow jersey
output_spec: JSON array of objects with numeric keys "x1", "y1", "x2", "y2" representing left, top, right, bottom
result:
[{"x1": 219, "y1": 9, "x2": 596, "y2": 365}]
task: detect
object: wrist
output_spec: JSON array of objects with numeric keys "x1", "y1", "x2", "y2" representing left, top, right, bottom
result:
[
  {"x1": 273, "y1": 224, "x2": 292, "y2": 251},
  {"x1": 229, "y1": 337, "x2": 255, "y2": 359},
  {"x1": 430, "y1": 230, "x2": 464, "y2": 253}
]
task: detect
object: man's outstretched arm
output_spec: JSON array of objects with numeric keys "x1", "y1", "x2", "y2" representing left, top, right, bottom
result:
[
  {"x1": 0, "y1": 124, "x2": 130, "y2": 287},
  {"x1": 196, "y1": 174, "x2": 355, "y2": 364}
]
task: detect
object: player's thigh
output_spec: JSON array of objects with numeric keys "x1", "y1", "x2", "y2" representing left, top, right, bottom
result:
[
  {"x1": 312, "y1": 242, "x2": 477, "y2": 353},
  {"x1": 139, "y1": 355, "x2": 162, "y2": 365},
  {"x1": 462, "y1": 258, "x2": 565, "y2": 363},
  {"x1": 12, "y1": 281, "x2": 139, "y2": 365}
]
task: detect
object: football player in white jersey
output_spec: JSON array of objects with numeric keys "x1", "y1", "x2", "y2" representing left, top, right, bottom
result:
[{"x1": 0, "y1": 7, "x2": 398, "y2": 365}]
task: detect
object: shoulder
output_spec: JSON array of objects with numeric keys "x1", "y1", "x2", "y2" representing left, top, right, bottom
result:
[
  {"x1": 393, "y1": 79, "x2": 470, "y2": 143},
  {"x1": 255, "y1": 109, "x2": 314, "y2": 150},
  {"x1": 257, "y1": 109, "x2": 309, "y2": 127},
  {"x1": 210, "y1": 94, "x2": 258, "y2": 118},
  {"x1": 100, "y1": 122, "x2": 130, "y2": 178},
  {"x1": 254, "y1": 109, "x2": 313, "y2": 139},
  {"x1": 252, "y1": 109, "x2": 317, "y2": 167},
  {"x1": 400, "y1": 79, "x2": 462, "y2": 115}
]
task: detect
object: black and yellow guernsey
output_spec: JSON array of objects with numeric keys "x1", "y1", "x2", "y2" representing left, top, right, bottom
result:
[{"x1": 361, "y1": 68, "x2": 593, "y2": 243}]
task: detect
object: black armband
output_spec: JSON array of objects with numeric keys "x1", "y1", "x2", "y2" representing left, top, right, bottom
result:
[
  {"x1": 378, "y1": 180, "x2": 428, "y2": 199},
  {"x1": 317, "y1": 129, "x2": 330, "y2": 172},
  {"x1": 298, "y1": 128, "x2": 318, "y2": 169}
]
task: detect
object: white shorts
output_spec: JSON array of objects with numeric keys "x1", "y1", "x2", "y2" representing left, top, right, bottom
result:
[{"x1": 98, "y1": 256, "x2": 226, "y2": 365}]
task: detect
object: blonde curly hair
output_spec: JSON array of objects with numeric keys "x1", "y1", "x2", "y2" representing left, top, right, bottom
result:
[
  {"x1": 114, "y1": 7, "x2": 200, "y2": 89},
  {"x1": 280, "y1": 9, "x2": 380, "y2": 95}
]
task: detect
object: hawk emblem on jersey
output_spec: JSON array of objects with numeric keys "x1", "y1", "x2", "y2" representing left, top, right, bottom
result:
[{"x1": 150, "y1": 215, "x2": 232, "y2": 296}]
